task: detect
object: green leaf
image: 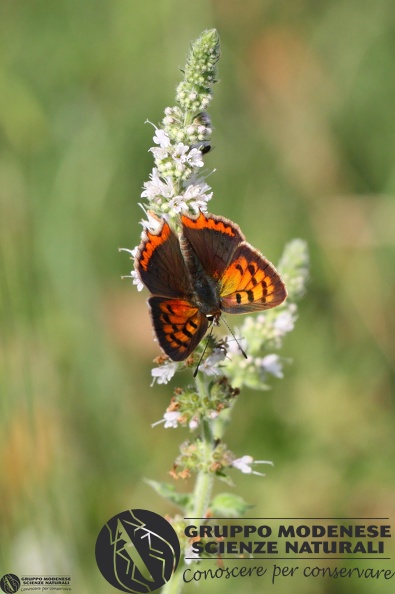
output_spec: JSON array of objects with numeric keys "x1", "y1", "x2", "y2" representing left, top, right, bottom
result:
[
  {"x1": 145, "y1": 479, "x2": 192, "y2": 510},
  {"x1": 210, "y1": 493, "x2": 253, "y2": 517}
]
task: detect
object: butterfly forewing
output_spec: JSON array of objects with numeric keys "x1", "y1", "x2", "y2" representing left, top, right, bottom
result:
[
  {"x1": 148, "y1": 297, "x2": 209, "y2": 361},
  {"x1": 220, "y1": 243, "x2": 287, "y2": 313},
  {"x1": 135, "y1": 221, "x2": 192, "y2": 298},
  {"x1": 181, "y1": 212, "x2": 244, "y2": 280}
]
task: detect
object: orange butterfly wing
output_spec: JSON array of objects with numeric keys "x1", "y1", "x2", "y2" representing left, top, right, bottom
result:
[
  {"x1": 135, "y1": 221, "x2": 209, "y2": 360},
  {"x1": 135, "y1": 220, "x2": 192, "y2": 298},
  {"x1": 148, "y1": 297, "x2": 208, "y2": 361},
  {"x1": 220, "y1": 243, "x2": 287, "y2": 313},
  {"x1": 181, "y1": 212, "x2": 286, "y2": 313},
  {"x1": 181, "y1": 211, "x2": 244, "y2": 279}
]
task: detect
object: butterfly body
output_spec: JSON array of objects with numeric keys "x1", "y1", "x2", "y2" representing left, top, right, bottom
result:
[
  {"x1": 179, "y1": 235, "x2": 222, "y2": 319},
  {"x1": 135, "y1": 212, "x2": 287, "y2": 361}
]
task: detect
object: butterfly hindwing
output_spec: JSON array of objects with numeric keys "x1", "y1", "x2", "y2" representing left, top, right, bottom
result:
[
  {"x1": 220, "y1": 242, "x2": 287, "y2": 313},
  {"x1": 135, "y1": 221, "x2": 192, "y2": 298},
  {"x1": 181, "y1": 212, "x2": 244, "y2": 280},
  {"x1": 148, "y1": 297, "x2": 209, "y2": 361}
]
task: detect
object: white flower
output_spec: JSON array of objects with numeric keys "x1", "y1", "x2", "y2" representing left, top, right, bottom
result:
[
  {"x1": 191, "y1": 200, "x2": 208, "y2": 213},
  {"x1": 231, "y1": 455, "x2": 273, "y2": 477},
  {"x1": 172, "y1": 143, "x2": 189, "y2": 172},
  {"x1": 183, "y1": 181, "x2": 208, "y2": 197},
  {"x1": 187, "y1": 148, "x2": 204, "y2": 168},
  {"x1": 130, "y1": 270, "x2": 144, "y2": 292},
  {"x1": 151, "y1": 362, "x2": 178, "y2": 385},
  {"x1": 168, "y1": 195, "x2": 188, "y2": 214},
  {"x1": 153, "y1": 128, "x2": 171, "y2": 148},
  {"x1": 166, "y1": 179, "x2": 213, "y2": 215},
  {"x1": 180, "y1": 181, "x2": 213, "y2": 212},
  {"x1": 152, "y1": 410, "x2": 181, "y2": 429},
  {"x1": 141, "y1": 168, "x2": 174, "y2": 200},
  {"x1": 200, "y1": 348, "x2": 226, "y2": 376},
  {"x1": 274, "y1": 305, "x2": 296, "y2": 335},
  {"x1": 173, "y1": 143, "x2": 189, "y2": 161},
  {"x1": 119, "y1": 247, "x2": 145, "y2": 291},
  {"x1": 140, "y1": 213, "x2": 163, "y2": 233},
  {"x1": 184, "y1": 181, "x2": 212, "y2": 200},
  {"x1": 257, "y1": 354, "x2": 284, "y2": 378},
  {"x1": 232, "y1": 455, "x2": 254, "y2": 473},
  {"x1": 163, "y1": 411, "x2": 181, "y2": 428},
  {"x1": 149, "y1": 146, "x2": 169, "y2": 161}
]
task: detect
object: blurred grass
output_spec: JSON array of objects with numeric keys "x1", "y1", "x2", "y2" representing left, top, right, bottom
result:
[{"x1": 1, "y1": 1, "x2": 394, "y2": 593}]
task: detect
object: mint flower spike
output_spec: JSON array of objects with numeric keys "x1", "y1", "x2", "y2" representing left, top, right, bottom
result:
[
  {"x1": 137, "y1": 29, "x2": 220, "y2": 226},
  {"x1": 176, "y1": 28, "x2": 220, "y2": 117},
  {"x1": 278, "y1": 238, "x2": 309, "y2": 302},
  {"x1": 123, "y1": 32, "x2": 309, "y2": 594}
]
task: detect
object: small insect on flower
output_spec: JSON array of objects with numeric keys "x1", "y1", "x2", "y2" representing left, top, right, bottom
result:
[{"x1": 134, "y1": 211, "x2": 287, "y2": 362}]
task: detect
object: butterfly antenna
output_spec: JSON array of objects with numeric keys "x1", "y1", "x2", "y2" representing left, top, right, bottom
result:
[
  {"x1": 222, "y1": 317, "x2": 248, "y2": 359},
  {"x1": 193, "y1": 325, "x2": 214, "y2": 378}
]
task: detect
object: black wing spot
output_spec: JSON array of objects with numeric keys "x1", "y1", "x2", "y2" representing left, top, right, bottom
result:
[
  {"x1": 247, "y1": 290, "x2": 254, "y2": 303},
  {"x1": 247, "y1": 263, "x2": 256, "y2": 275},
  {"x1": 236, "y1": 293, "x2": 242, "y2": 304},
  {"x1": 236, "y1": 264, "x2": 244, "y2": 275},
  {"x1": 251, "y1": 276, "x2": 258, "y2": 286},
  {"x1": 261, "y1": 281, "x2": 268, "y2": 302},
  {"x1": 183, "y1": 326, "x2": 194, "y2": 339}
]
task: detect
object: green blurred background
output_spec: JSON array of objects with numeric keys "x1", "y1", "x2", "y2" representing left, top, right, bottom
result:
[{"x1": 1, "y1": 1, "x2": 394, "y2": 592}]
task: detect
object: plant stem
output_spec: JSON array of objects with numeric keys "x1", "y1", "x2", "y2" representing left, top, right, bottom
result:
[
  {"x1": 191, "y1": 373, "x2": 215, "y2": 516},
  {"x1": 161, "y1": 374, "x2": 215, "y2": 594},
  {"x1": 161, "y1": 561, "x2": 185, "y2": 594}
]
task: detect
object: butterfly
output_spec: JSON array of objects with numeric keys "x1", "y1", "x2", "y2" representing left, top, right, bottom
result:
[{"x1": 135, "y1": 211, "x2": 287, "y2": 361}]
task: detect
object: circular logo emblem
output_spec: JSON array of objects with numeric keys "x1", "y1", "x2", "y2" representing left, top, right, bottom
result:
[
  {"x1": 0, "y1": 574, "x2": 21, "y2": 593},
  {"x1": 95, "y1": 509, "x2": 180, "y2": 593}
]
